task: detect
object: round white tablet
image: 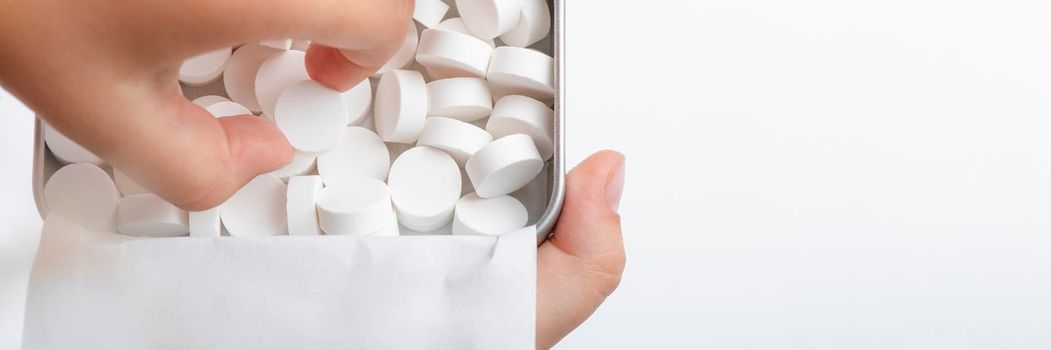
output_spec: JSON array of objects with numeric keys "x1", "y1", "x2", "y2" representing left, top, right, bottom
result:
[
  {"x1": 452, "y1": 193, "x2": 528, "y2": 236},
  {"x1": 373, "y1": 22, "x2": 419, "y2": 78},
  {"x1": 43, "y1": 123, "x2": 102, "y2": 165},
  {"x1": 43, "y1": 163, "x2": 120, "y2": 232},
  {"x1": 426, "y1": 77, "x2": 493, "y2": 122},
  {"x1": 192, "y1": 95, "x2": 231, "y2": 108},
  {"x1": 465, "y1": 134, "x2": 543, "y2": 198},
  {"x1": 342, "y1": 78, "x2": 373, "y2": 126},
  {"x1": 456, "y1": 0, "x2": 522, "y2": 39},
  {"x1": 371, "y1": 218, "x2": 401, "y2": 237},
  {"x1": 416, "y1": 29, "x2": 493, "y2": 79},
  {"x1": 487, "y1": 95, "x2": 554, "y2": 160},
  {"x1": 179, "y1": 47, "x2": 232, "y2": 86},
  {"x1": 224, "y1": 44, "x2": 278, "y2": 113},
  {"x1": 267, "y1": 153, "x2": 317, "y2": 182},
  {"x1": 413, "y1": 0, "x2": 450, "y2": 28},
  {"x1": 374, "y1": 69, "x2": 428, "y2": 143},
  {"x1": 416, "y1": 117, "x2": 494, "y2": 164},
  {"x1": 117, "y1": 194, "x2": 189, "y2": 237},
  {"x1": 487, "y1": 47, "x2": 555, "y2": 102},
  {"x1": 317, "y1": 179, "x2": 397, "y2": 236},
  {"x1": 274, "y1": 80, "x2": 349, "y2": 154},
  {"x1": 437, "y1": 18, "x2": 496, "y2": 47},
  {"x1": 189, "y1": 208, "x2": 221, "y2": 238},
  {"x1": 113, "y1": 168, "x2": 150, "y2": 196},
  {"x1": 259, "y1": 38, "x2": 292, "y2": 51},
  {"x1": 287, "y1": 175, "x2": 323, "y2": 236},
  {"x1": 255, "y1": 50, "x2": 308, "y2": 118},
  {"x1": 205, "y1": 101, "x2": 253, "y2": 118},
  {"x1": 220, "y1": 175, "x2": 287, "y2": 237},
  {"x1": 317, "y1": 127, "x2": 390, "y2": 185},
  {"x1": 499, "y1": 0, "x2": 551, "y2": 48},
  {"x1": 388, "y1": 147, "x2": 462, "y2": 231}
]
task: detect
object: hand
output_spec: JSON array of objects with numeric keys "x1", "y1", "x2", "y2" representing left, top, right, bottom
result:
[
  {"x1": 0, "y1": 0, "x2": 413, "y2": 210},
  {"x1": 537, "y1": 151, "x2": 627, "y2": 349}
]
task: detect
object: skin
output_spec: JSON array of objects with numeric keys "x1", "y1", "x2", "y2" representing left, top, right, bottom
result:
[{"x1": 0, "y1": 1, "x2": 626, "y2": 348}]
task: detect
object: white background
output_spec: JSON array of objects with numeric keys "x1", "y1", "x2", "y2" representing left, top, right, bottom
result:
[{"x1": 4, "y1": 0, "x2": 1051, "y2": 348}]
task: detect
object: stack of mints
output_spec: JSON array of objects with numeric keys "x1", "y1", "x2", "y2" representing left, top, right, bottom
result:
[{"x1": 41, "y1": 0, "x2": 554, "y2": 238}]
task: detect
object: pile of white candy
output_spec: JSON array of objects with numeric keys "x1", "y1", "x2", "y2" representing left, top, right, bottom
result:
[{"x1": 42, "y1": 0, "x2": 554, "y2": 238}]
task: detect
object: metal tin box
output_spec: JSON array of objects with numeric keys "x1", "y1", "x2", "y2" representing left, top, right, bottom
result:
[{"x1": 32, "y1": 0, "x2": 565, "y2": 245}]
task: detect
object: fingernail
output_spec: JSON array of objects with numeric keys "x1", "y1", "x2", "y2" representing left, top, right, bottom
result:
[{"x1": 606, "y1": 158, "x2": 625, "y2": 213}]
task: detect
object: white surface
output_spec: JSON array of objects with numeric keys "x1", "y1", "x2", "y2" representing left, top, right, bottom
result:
[
  {"x1": 178, "y1": 47, "x2": 232, "y2": 86},
  {"x1": 286, "y1": 176, "x2": 323, "y2": 236},
  {"x1": 412, "y1": 0, "x2": 450, "y2": 28},
  {"x1": 191, "y1": 95, "x2": 230, "y2": 108},
  {"x1": 388, "y1": 147, "x2": 462, "y2": 231},
  {"x1": 116, "y1": 194, "x2": 189, "y2": 237},
  {"x1": 205, "y1": 100, "x2": 252, "y2": 118},
  {"x1": 486, "y1": 46, "x2": 555, "y2": 102},
  {"x1": 267, "y1": 153, "x2": 317, "y2": 182},
  {"x1": 42, "y1": 123, "x2": 102, "y2": 165},
  {"x1": 452, "y1": 193, "x2": 528, "y2": 236},
  {"x1": 254, "y1": 50, "x2": 308, "y2": 118},
  {"x1": 417, "y1": 117, "x2": 494, "y2": 164},
  {"x1": 224, "y1": 44, "x2": 277, "y2": 113},
  {"x1": 374, "y1": 69, "x2": 428, "y2": 143},
  {"x1": 373, "y1": 22, "x2": 419, "y2": 77},
  {"x1": 499, "y1": 0, "x2": 551, "y2": 48},
  {"x1": 219, "y1": 175, "x2": 288, "y2": 237},
  {"x1": 275, "y1": 80, "x2": 349, "y2": 154},
  {"x1": 188, "y1": 208, "x2": 221, "y2": 238},
  {"x1": 416, "y1": 29, "x2": 494, "y2": 79},
  {"x1": 22, "y1": 216, "x2": 536, "y2": 349},
  {"x1": 455, "y1": 0, "x2": 521, "y2": 39},
  {"x1": 43, "y1": 164, "x2": 121, "y2": 232},
  {"x1": 437, "y1": 18, "x2": 497, "y2": 47},
  {"x1": 317, "y1": 127, "x2": 390, "y2": 185},
  {"x1": 342, "y1": 79, "x2": 373, "y2": 126},
  {"x1": 317, "y1": 179, "x2": 397, "y2": 236},
  {"x1": 426, "y1": 77, "x2": 494, "y2": 121},
  {"x1": 487, "y1": 95, "x2": 554, "y2": 160},
  {"x1": 466, "y1": 134, "x2": 543, "y2": 198},
  {"x1": 5, "y1": 1, "x2": 1051, "y2": 348}
]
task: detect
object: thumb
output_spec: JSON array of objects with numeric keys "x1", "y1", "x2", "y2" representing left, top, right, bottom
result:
[
  {"x1": 536, "y1": 150, "x2": 627, "y2": 349},
  {"x1": 98, "y1": 95, "x2": 294, "y2": 211}
]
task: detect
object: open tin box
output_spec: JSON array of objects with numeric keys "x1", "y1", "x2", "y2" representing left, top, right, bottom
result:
[{"x1": 30, "y1": 0, "x2": 565, "y2": 245}]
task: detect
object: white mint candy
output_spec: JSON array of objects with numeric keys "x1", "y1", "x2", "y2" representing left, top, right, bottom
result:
[
  {"x1": 317, "y1": 179, "x2": 397, "y2": 236},
  {"x1": 374, "y1": 70, "x2": 428, "y2": 143},
  {"x1": 413, "y1": 0, "x2": 450, "y2": 28},
  {"x1": 275, "y1": 80, "x2": 349, "y2": 154},
  {"x1": 224, "y1": 44, "x2": 278, "y2": 113},
  {"x1": 437, "y1": 18, "x2": 495, "y2": 47},
  {"x1": 372, "y1": 217, "x2": 401, "y2": 237},
  {"x1": 221, "y1": 175, "x2": 287, "y2": 237},
  {"x1": 343, "y1": 78, "x2": 373, "y2": 126},
  {"x1": 287, "y1": 176, "x2": 324, "y2": 236},
  {"x1": 205, "y1": 101, "x2": 253, "y2": 118},
  {"x1": 192, "y1": 95, "x2": 231, "y2": 108},
  {"x1": 317, "y1": 127, "x2": 390, "y2": 185},
  {"x1": 268, "y1": 153, "x2": 317, "y2": 182},
  {"x1": 259, "y1": 39, "x2": 293, "y2": 51},
  {"x1": 456, "y1": 0, "x2": 522, "y2": 39},
  {"x1": 117, "y1": 194, "x2": 189, "y2": 237},
  {"x1": 43, "y1": 163, "x2": 120, "y2": 232},
  {"x1": 487, "y1": 46, "x2": 555, "y2": 102},
  {"x1": 388, "y1": 147, "x2": 462, "y2": 231},
  {"x1": 452, "y1": 193, "x2": 528, "y2": 236},
  {"x1": 179, "y1": 47, "x2": 232, "y2": 86},
  {"x1": 499, "y1": 0, "x2": 551, "y2": 48},
  {"x1": 189, "y1": 208, "x2": 221, "y2": 238},
  {"x1": 113, "y1": 168, "x2": 150, "y2": 196},
  {"x1": 43, "y1": 123, "x2": 102, "y2": 165},
  {"x1": 487, "y1": 95, "x2": 554, "y2": 160},
  {"x1": 373, "y1": 22, "x2": 419, "y2": 78},
  {"x1": 465, "y1": 134, "x2": 543, "y2": 198},
  {"x1": 255, "y1": 50, "x2": 308, "y2": 118},
  {"x1": 416, "y1": 29, "x2": 493, "y2": 79},
  {"x1": 417, "y1": 117, "x2": 494, "y2": 164},
  {"x1": 427, "y1": 77, "x2": 493, "y2": 122}
]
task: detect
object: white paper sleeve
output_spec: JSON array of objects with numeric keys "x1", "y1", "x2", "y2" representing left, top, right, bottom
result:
[{"x1": 22, "y1": 215, "x2": 536, "y2": 350}]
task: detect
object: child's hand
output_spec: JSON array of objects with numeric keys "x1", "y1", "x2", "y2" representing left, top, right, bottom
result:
[{"x1": 0, "y1": 0, "x2": 413, "y2": 210}]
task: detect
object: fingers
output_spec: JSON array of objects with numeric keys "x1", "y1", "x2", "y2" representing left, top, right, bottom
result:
[
  {"x1": 536, "y1": 151, "x2": 627, "y2": 349},
  {"x1": 82, "y1": 89, "x2": 294, "y2": 211}
]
